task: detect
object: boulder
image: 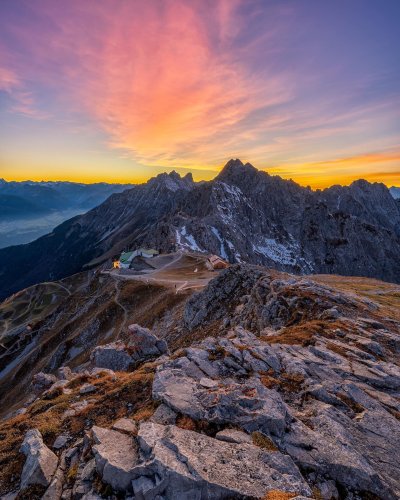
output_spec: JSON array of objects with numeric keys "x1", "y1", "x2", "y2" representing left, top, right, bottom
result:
[
  {"x1": 283, "y1": 415, "x2": 396, "y2": 499},
  {"x1": 79, "y1": 383, "x2": 97, "y2": 395},
  {"x1": 150, "y1": 403, "x2": 177, "y2": 425},
  {"x1": 112, "y1": 418, "x2": 138, "y2": 434},
  {"x1": 52, "y1": 434, "x2": 70, "y2": 450},
  {"x1": 81, "y1": 458, "x2": 96, "y2": 481},
  {"x1": 132, "y1": 422, "x2": 312, "y2": 498},
  {"x1": 42, "y1": 449, "x2": 67, "y2": 500},
  {"x1": 127, "y1": 324, "x2": 168, "y2": 360},
  {"x1": 91, "y1": 341, "x2": 133, "y2": 371},
  {"x1": 19, "y1": 429, "x2": 58, "y2": 489},
  {"x1": 215, "y1": 428, "x2": 252, "y2": 444},
  {"x1": 91, "y1": 426, "x2": 138, "y2": 491},
  {"x1": 31, "y1": 372, "x2": 57, "y2": 393},
  {"x1": 91, "y1": 326, "x2": 168, "y2": 372},
  {"x1": 153, "y1": 365, "x2": 289, "y2": 436}
]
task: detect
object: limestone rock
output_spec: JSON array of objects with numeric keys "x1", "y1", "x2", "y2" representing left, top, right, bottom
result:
[
  {"x1": 81, "y1": 458, "x2": 96, "y2": 482},
  {"x1": 127, "y1": 323, "x2": 168, "y2": 359},
  {"x1": 31, "y1": 372, "x2": 57, "y2": 393},
  {"x1": 150, "y1": 403, "x2": 177, "y2": 425},
  {"x1": 91, "y1": 341, "x2": 133, "y2": 371},
  {"x1": 133, "y1": 422, "x2": 312, "y2": 498},
  {"x1": 112, "y1": 418, "x2": 138, "y2": 434},
  {"x1": 91, "y1": 425, "x2": 138, "y2": 491},
  {"x1": 153, "y1": 363, "x2": 289, "y2": 436},
  {"x1": 215, "y1": 428, "x2": 252, "y2": 444},
  {"x1": 42, "y1": 449, "x2": 67, "y2": 500},
  {"x1": 79, "y1": 383, "x2": 97, "y2": 395},
  {"x1": 91, "y1": 326, "x2": 167, "y2": 372},
  {"x1": 19, "y1": 429, "x2": 58, "y2": 489},
  {"x1": 52, "y1": 434, "x2": 70, "y2": 450}
]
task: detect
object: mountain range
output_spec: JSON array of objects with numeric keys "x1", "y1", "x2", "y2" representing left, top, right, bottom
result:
[
  {"x1": 0, "y1": 179, "x2": 134, "y2": 220},
  {"x1": 0, "y1": 179, "x2": 135, "y2": 248},
  {"x1": 0, "y1": 159, "x2": 399, "y2": 300}
]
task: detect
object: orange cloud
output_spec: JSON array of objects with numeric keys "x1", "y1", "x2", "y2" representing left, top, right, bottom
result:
[
  {"x1": 64, "y1": 1, "x2": 291, "y2": 169},
  {"x1": 265, "y1": 150, "x2": 400, "y2": 188}
]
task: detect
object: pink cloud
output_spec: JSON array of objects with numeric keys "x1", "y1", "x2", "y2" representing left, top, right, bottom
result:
[
  {"x1": 0, "y1": 0, "x2": 293, "y2": 166},
  {"x1": 0, "y1": 65, "x2": 48, "y2": 118}
]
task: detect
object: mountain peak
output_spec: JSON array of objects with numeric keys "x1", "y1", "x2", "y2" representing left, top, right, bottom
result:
[
  {"x1": 151, "y1": 170, "x2": 194, "y2": 192},
  {"x1": 216, "y1": 158, "x2": 258, "y2": 183}
]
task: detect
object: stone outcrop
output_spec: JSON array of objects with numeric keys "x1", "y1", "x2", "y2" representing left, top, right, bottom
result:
[
  {"x1": 132, "y1": 422, "x2": 312, "y2": 498},
  {"x1": 31, "y1": 372, "x2": 57, "y2": 393},
  {"x1": 91, "y1": 324, "x2": 168, "y2": 371},
  {"x1": 153, "y1": 360, "x2": 289, "y2": 436},
  {"x1": 91, "y1": 426, "x2": 138, "y2": 491},
  {"x1": 19, "y1": 429, "x2": 58, "y2": 490},
  {"x1": 91, "y1": 341, "x2": 135, "y2": 371},
  {"x1": 126, "y1": 323, "x2": 168, "y2": 360},
  {"x1": 150, "y1": 321, "x2": 400, "y2": 497},
  {"x1": 150, "y1": 265, "x2": 400, "y2": 498}
]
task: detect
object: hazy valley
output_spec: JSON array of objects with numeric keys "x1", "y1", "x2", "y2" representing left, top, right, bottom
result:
[{"x1": 0, "y1": 180, "x2": 134, "y2": 248}]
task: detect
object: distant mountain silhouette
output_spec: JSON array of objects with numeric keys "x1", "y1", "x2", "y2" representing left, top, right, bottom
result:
[{"x1": 0, "y1": 178, "x2": 134, "y2": 215}]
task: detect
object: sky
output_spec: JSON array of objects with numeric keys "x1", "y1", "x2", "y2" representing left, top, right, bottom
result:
[{"x1": 0, "y1": 0, "x2": 399, "y2": 188}]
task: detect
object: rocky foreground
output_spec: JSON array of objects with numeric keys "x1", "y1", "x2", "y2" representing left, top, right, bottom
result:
[{"x1": 1, "y1": 265, "x2": 400, "y2": 499}]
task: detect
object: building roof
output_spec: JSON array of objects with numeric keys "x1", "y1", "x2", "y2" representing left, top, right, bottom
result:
[
  {"x1": 139, "y1": 248, "x2": 159, "y2": 255},
  {"x1": 120, "y1": 251, "x2": 135, "y2": 263},
  {"x1": 209, "y1": 255, "x2": 226, "y2": 264}
]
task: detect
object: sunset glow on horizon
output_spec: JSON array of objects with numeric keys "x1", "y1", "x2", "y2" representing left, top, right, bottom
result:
[{"x1": 1, "y1": 0, "x2": 399, "y2": 188}]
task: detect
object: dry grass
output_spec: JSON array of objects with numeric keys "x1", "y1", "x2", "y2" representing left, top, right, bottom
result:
[
  {"x1": 66, "y1": 463, "x2": 78, "y2": 484},
  {"x1": 263, "y1": 320, "x2": 326, "y2": 346},
  {"x1": 132, "y1": 401, "x2": 159, "y2": 422},
  {"x1": 176, "y1": 415, "x2": 198, "y2": 432},
  {"x1": 260, "y1": 372, "x2": 280, "y2": 389},
  {"x1": 66, "y1": 366, "x2": 156, "y2": 434},
  {"x1": 337, "y1": 393, "x2": 364, "y2": 414},
  {"x1": 311, "y1": 486, "x2": 323, "y2": 500},
  {"x1": 252, "y1": 431, "x2": 278, "y2": 451},
  {"x1": 326, "y1": 342, "x2": 351, "y2": 359},
  {"x1": 261, "y1": 371, "x2": 304, "y2": 394},
  {"x1": 175, "y1": 415, "x2": 220, "y2": 436},
  {"x1": 313, "y1": 274, "x2": 400, "y2": 322},
  {"x1": 208, "y1": 345, "x2": 227, "y2": 361},
  {"x1": 67, "y1": 374, "x2": 90, "y2": 389},
  {"x1": 263, "y1": 491, "x2": 298, "y2": 500},
  {"x1": 0, "y1": 363, "x2": 156, "y2": 495}
]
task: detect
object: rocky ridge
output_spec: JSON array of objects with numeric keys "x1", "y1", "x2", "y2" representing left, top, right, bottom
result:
[{"x1": 1, "y1": 265, "x2": 399, "y2": 499}]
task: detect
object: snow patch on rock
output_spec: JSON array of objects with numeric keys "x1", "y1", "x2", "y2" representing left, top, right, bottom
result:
[
  {"x1": 175, "y1": 226, "x2": 202, "y2": 252},
  {"x1": 211, "y1": 227, "x2": 228, "y2": 260}
]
